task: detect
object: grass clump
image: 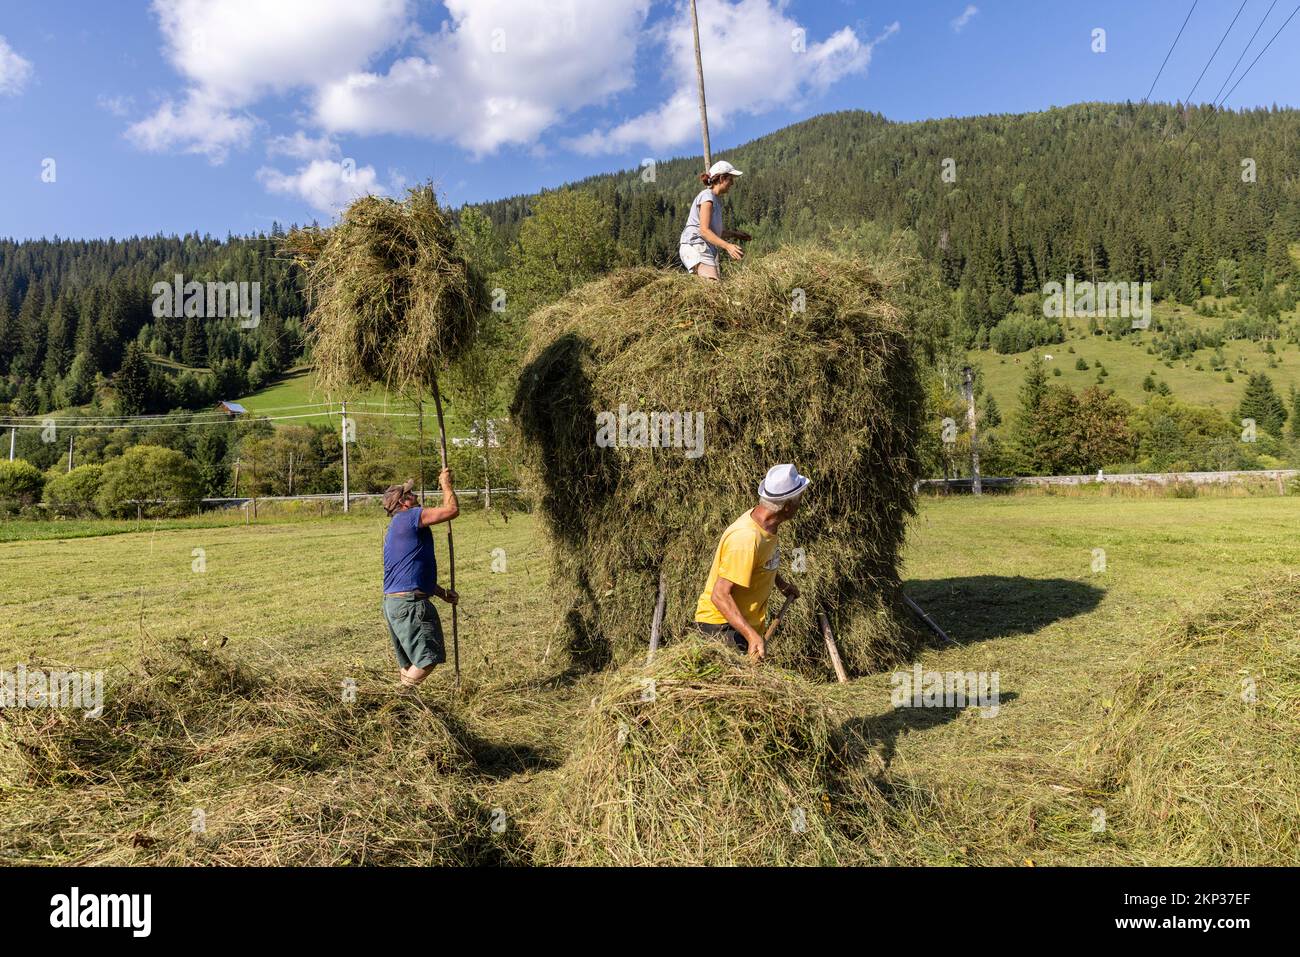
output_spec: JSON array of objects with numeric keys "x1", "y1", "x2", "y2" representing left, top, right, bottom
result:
[
  {"x1": 1094, "y1": 573, "x2": 1300, "y2": 864},
  {"x1": 0, "y1": 641, "x2": 523, "y2": 865},
  {"x1": 512, "y1": 246, "x2": 924, "y2": 676},
  {"x1": 532, "y1": 636, "x2": 886, "y2": 865}
]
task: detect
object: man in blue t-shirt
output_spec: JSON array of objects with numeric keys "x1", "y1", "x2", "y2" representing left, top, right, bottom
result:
[{"x1": 380, "y1": 468, "x2": 459, "y2": 689}]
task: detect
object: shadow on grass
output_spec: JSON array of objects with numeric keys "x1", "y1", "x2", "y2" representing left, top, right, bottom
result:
[
  {"x1": 839, "y1": 691, "x2": 1021, "y2": 771},
  {"x1": 904, "y1": 575, "x2": 1104, "y2": 646}
]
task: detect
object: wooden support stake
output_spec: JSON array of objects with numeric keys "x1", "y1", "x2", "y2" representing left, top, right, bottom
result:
[
  {"x1": 817, "y1": 610, "x2": 848, "y2": 683},
  {"x1": 647, "y1": 568, "x2": 668, "y2": 664}
]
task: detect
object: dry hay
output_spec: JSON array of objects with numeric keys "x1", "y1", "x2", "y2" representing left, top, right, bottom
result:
[
  {"x1": 284, "y1": 185, "x2": 485, "y2": 396},
  {"x1": 0, "y1": 642, "x2": 524, "y2": 865},
  {"x1": 531, "y1": 636, "x2": 886, "y2": 865},
  {"x1": 1094, "y1": 573, "x2": 1300, "y2": 864},
  {"x1": 511, "y1": 245, "x2": 924, "y2": 675}
]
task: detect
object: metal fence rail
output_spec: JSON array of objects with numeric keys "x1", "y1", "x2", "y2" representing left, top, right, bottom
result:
[{"x1": 920, "y1": 469, "x2": 1299, "y2": 492}]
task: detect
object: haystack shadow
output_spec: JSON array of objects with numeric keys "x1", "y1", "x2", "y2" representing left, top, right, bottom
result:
[
  {"x1": 904, "y1": 575, "x2": 1103, "y2": 646},
  {"x1": 838, "y1": 691, "x2": 1021, "y2": 771}
]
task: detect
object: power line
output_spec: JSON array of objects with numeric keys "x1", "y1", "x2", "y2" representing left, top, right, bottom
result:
[
  {"x1": 1208, "y1": 0, "x2": 1280, "y2": 106},
  {"x1": 1143, "y1": 0, "x2": 1200, "y2": 103},
  {"x1": 0, "y1": 410, "x2": 338, "y2": 430},
  {"x1": 3, "y1": 397, "x2": 422, "y2": 425},
  {"x1": 1216, "y1": 1, "x2": 1299, "y2": 105},
  {"x1": 0, "y1": 401, "x2": 341, "y2": 424},
  {"x1": 0, "y1": 408, "x2": 424, "y2": 430},
  {"x1": 1174, "y1": 1, "x2": 1298, "y2": 157},
  {"x1": 1181, "y1": 0, "x2": 1249, "y2": 105}
]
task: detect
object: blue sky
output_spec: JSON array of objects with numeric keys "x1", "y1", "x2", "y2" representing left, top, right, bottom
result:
[{"x1": 1, "y1": 0, "x2": 1297, "y2": 240}]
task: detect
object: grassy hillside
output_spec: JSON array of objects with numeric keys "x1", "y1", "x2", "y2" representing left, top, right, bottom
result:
[
  {"x1": 977, "y1": 301, "x2": 1300, "y2": 424},
  {"x1": 236, "y1": 366, "x2": 475, "y2": 436}
]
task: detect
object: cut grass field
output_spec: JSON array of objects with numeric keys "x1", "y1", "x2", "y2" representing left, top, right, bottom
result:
[{"x1": 2, "y1": 493, "x2": 1297, "y2": 864}]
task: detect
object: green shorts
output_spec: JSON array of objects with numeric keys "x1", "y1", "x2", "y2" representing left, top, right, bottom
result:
[{"x1": 382, "y1": 594, "x2": 447, "y2": 670}]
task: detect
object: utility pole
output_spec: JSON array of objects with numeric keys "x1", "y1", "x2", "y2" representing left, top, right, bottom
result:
[
  {"x1": 67, "y1": 433, "x2": 74, "y2": 472},
  {"x1": 287, "y1": 450, "x2": 294, "y2": 497},
  {"x1": 9, "y1": 426, "x2": 15, "y2": 461},
  {"x1": 232, "y1": 458, "x2": 241, "y2": 498},
  {"x1": 690, "y1": 0, "x2": 712, "y2": 169},
  {"x1": 340, "y1": 402, "x2": 350, "y2": 513},
  {"x1": 963, "y1": 365, "x2": 982, "y2": 496}
]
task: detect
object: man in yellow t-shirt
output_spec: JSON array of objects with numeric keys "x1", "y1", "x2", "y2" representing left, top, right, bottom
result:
[{"x1": 694, "y1": 463, "x2": 808, "y2": 660}]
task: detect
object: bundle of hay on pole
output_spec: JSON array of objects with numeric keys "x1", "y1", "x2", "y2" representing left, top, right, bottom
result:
[
  {"x1": 532, "y1": 636, "x2": 885, "y2": 865},
  {"x1": 1094, "y1": 574, "x2": 1300, "y2": 865},
  {"x1": 512, "y1": 245, "x2": 924, "y2": 675},
  {"x1": 285, "y1": 185, "x2": 486, "y2": 687},
  {"x1": 284, "y1": 186, "x2": 483, "y2": 394}
]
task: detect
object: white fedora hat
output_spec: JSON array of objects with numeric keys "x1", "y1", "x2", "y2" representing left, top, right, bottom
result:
[{"x1": 757, "y1": 463, "x2": 809, "y2": 502}]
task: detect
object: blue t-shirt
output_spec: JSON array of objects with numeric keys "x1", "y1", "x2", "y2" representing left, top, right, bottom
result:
[{"x1": 383, "y1": 508, "x2": 437, "y2": 594}]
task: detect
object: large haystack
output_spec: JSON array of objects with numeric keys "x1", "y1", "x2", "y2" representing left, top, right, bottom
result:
[
  {"x1": 512, "y1": 246, "x2": 924, "y2": 675},
  {"x1": 0, "y1": 643, "x2": 522, "y2": 865},
  {"x1": 532, "y1": 637, "x2": 884, "y2": 865},
  {"x1": 1095, "y1": 574, "x2": 1300, "y2": 864}
]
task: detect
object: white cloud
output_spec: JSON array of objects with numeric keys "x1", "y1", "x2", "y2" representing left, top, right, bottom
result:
[
  {"x1": 128, "y1": 0, "x2": 410, "y2": 161},
  {"x1": 568, "y1": 1, "x2": 895, "y2": 156},
  {"x1": 951, "y1": 5, "x2": 979, "y2": 33},
  {"x1": 257, "y1": 158, "x2": 384, "y2": 214},
  {"x1": 266, "y1": 131, "x2": 341, "y2": 162},
  {"x1": 150, "y1": 0, "x2": 410, "y2": 106},
  {"x1": 0, "y1": 35, "x2": 34, "y2": 96},
  {"x1": 315, "y1": 0, "x2": 652, "y2": 154},
  {"x1": 125, "y1": 90, "x2": 257, "y2": 163},
  {"x1": 97, "y1": 93, "x2": 135, "y2": 117}
]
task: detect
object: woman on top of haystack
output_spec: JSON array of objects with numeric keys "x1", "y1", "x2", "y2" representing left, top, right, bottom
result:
[{"x1": 679, "y1": 159, "x2": 748, "y2": 280}]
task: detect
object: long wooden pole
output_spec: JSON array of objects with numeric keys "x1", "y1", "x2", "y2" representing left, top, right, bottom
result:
[
  {"x1": 428, "y1": 376, "x2": 459, "y2": 689},
  {"x1": 763, "y1": 594, "x2": 796, "y2": 645},
  {"x1": 903, "y1": 593, "x2": 958, "y2": 647},
  {"x1": 690, "y1": 0, "x2": 712, "y2": 169}
]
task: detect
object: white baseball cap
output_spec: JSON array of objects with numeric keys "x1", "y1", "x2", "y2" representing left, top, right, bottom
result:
[
  {"x1": 709, "y1": 160, "x2": 743, "y2": 178},
  {"x1": 758, "y1": 463, "x2": 809, "y2": 502}
]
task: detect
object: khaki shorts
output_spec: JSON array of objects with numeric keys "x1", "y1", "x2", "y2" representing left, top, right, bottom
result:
[
  {"x1": 382, "y1": 594, "x2": 446, "y2": 670},
  {"x1": 680, "y1": 242, "x2": 718, "y2": 272},
  {"x1": 694, "y1": 620, "x2": 748, "y2": 654}
]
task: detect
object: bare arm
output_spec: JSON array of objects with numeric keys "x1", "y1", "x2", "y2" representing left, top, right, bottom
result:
[
  {"x1": 696, "y1": 199, "x2": 743, "y2": 261},
  {"x1": 418, "y1": 468, "x2": 459, "y2": 527},
  {"x1": 710, "y1": 576, "x2": 765, "y2": 659}
]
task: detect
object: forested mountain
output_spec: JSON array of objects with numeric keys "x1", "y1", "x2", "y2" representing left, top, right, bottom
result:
[
  {"x1": 480, "y1": 103, "x2": 1300, "y2": 323},
  {"x1": 0, "y1": 229, "x2": 305, "y2": 415},
  {"x1": 3, "y1": 102, "x2": 1299, "y2": 422}
]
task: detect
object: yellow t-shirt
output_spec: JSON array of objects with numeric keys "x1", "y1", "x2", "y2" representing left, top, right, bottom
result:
[{"x1": 694, "y1": 510, "x2": 779, "y2": 629}]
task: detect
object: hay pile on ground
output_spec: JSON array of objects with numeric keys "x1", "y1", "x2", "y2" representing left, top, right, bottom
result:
[
  {"x1": 0, "y1": 642, "x2": 523, "y2": 865},
  {"x1": 531, "y1": 637, "x2": 886, "y2": 865},
  {"x1": 512, "y1": 246, "x2": 924, "y2": 675},
  {"x1": 1095, "y1": 574, "x2": 1300, "y2": 864},
  {"x1": 285, "y1": 185, "x2": 484, "y2": 395}
]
